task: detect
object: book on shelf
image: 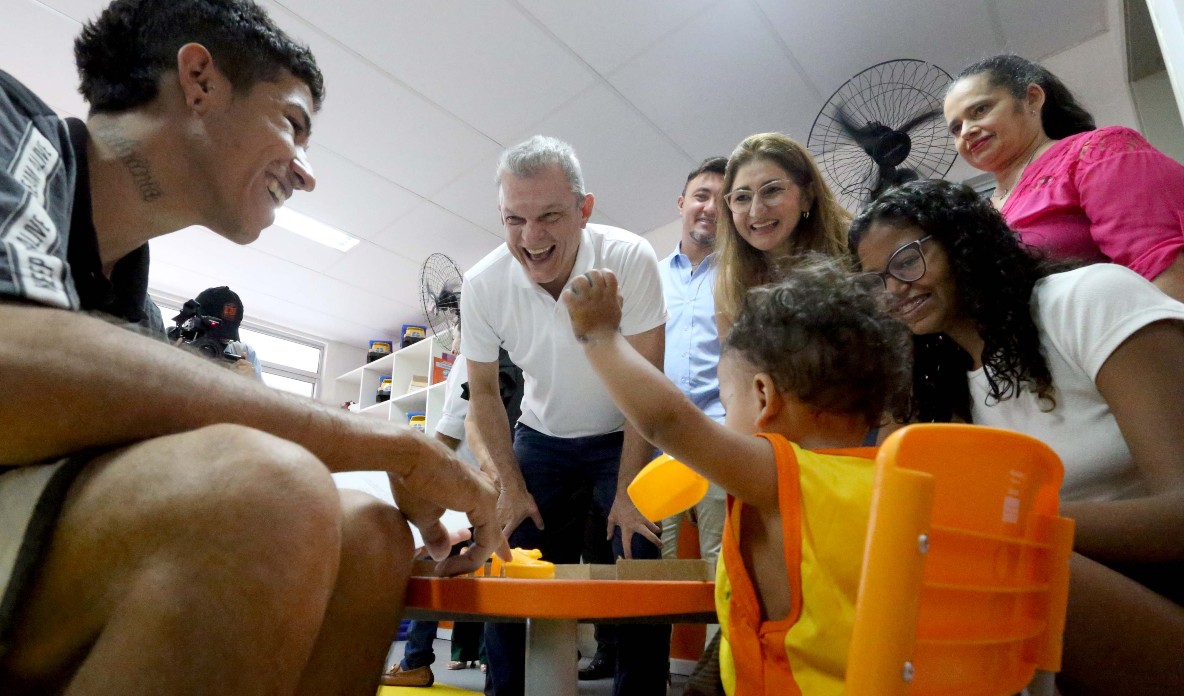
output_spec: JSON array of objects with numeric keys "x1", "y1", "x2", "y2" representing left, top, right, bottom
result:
[{"x1": 432, "y1": 352, "x2": 456, "y2": 384}]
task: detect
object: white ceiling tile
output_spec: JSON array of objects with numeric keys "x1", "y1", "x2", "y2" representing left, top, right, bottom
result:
[
  {"x1": 151, "y1": 257, "x2": 409, "y2": 346},
  {"x1": 32, "y1": 0, "x2": 107, "y2": 23},
  {"x1": 285, "y1": 147, "x2": 424, "y2": 241},
  {"x1": 372, "y1": 201, "x2": 504, "y2": 273},
  {"x1": 588, "y1": 209, "x2": 623, "y2": 229},
  {"x1": 246, "y1": 225, "x2": 346, "y2": 273},
  {"x1": 608, "y1": 2, "x2": 817, "y2": 157},
  {"x1": 996, "y1": 0, "x2": 1108, "y2": 59},
  {"x1": 150, "y1": 226, "x2": 326, "y2": 303},
  {"x1": 429, "y1": 161, "x2": 507, "y2": 236},
  {"x1": 1, "y1": 1, "x2": 87, "y2": 118},
  {"x1": 523, "y1": 84, "x2": 695, "y2": 234},
  {"x1": 272, "y1": 0, "x2": 596, "y2": 144},
  {"x1": 259, "y1": 1, "x2": 504, "y2": 197},
  {"x1": 302, "y1": 273, "x2": 421, "y2": 339},
  {"x1": 754, "y1": 0, "x2": 1001, "y2": 108},
  {"x1": 149, "y1": 228, "x2": 414, "y2": 338},
  {"x1": 517, "y1": 0, "x2": 721, "y2": 75},
  {"x1": 323, "y1": 241, "x2": 422, "y2": 301}
]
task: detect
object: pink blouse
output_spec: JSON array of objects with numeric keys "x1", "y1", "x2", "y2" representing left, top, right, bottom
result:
[{"x1": 1002, "y1": 126, "x2": 1184, "y2": 281}]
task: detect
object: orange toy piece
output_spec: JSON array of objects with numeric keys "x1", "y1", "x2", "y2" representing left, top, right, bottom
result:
[
  {"x1": 489, "y1": 547, "x2": 555, "y2": 579},
  {"x1": 628, "y1": 453, "x2": 710, "y2": 522}
]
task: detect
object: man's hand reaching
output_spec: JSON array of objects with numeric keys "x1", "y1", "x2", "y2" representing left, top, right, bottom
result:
[{"x1": 391, "y1": 435, "x2": 511, "y2": 575}]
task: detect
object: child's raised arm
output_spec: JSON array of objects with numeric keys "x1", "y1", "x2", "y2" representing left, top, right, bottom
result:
[{"x1": 562, "y1": 269, "x2": 779, "y2": 511}]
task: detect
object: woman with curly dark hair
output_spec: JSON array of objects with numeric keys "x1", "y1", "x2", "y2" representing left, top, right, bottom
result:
[{"x1": 850, "y1": 179, "x2": 1184, "y2": 696}]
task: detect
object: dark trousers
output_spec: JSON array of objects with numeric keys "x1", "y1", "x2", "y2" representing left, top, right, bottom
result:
[
  {"x1": 400, "y1": 619, "x2": 439, "y2": 669},
  {"x1": 484, "y1": 425, "x2": 671, "y2": 696},
  {"x1": 402, "y1": 537, "x2": 486, "y2": 669}
]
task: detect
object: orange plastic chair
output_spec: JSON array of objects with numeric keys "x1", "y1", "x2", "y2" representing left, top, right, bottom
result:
[{"x1": 846, "y1": 424, "x2": 1075, "y2": 696}]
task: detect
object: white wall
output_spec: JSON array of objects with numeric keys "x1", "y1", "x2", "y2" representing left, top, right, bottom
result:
[
  {"x1": 1042, "y1": 16, "x2": 1141, "y2": 130},
  {"x1": 1145, "y1": 0, "x2": 1184, "y2": 123},
  {"x1": 645, "y1": 217, "x2": 683, "y2": 262},
  {"x1": 1132, "y1": 70, "x2": 1184, "y2": 162},
  {"x1": 320, "y1": 339, "x2": 367, "y2": 405}
]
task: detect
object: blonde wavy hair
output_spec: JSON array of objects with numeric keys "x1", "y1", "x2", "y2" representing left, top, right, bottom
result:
[{"x1": 714, "y1": 132, "x2": 852, "y2": 331}]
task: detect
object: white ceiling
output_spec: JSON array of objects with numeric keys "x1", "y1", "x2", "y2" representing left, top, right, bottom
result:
[{"x1": 3, "y1": 0, "x2": 1107, "y2": 347}]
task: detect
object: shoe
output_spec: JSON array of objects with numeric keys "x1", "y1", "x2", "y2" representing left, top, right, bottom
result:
[
  {"x1": 447, "y1": 660, "x2": 476, "y2": 670},
  {"x1": 578, "y1": 652, "x2": 614, "y2": 681},
  {"x1": 379, "y1": 664, "x2": 434, "y2": 687}
]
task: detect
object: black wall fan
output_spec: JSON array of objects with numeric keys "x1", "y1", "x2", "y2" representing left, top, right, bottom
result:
[
  {"x1": 418, "y1": 252, "x2": 462, "y2": 346},
  {"x1": 807, "y1": 59, "x2": 957, "y2": 212}
]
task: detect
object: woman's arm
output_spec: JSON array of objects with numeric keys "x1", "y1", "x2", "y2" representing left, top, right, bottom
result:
[
  {"x1": 564, "y1": 270, "x2": 779, "y2": 511},
  {"x1": 1062, "y1": 320, "x2": 1184, "y2": 563},
  {"x1": 1151, "y1": 253, "x2": 1184, "y2": 305}
]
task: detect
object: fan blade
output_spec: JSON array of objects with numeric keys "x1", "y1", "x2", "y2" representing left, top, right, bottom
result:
[
  {"x1": 896, "y1": 108, "x2": 941, "y2": 135},
  {"x1": 833, "y1": 103, "x2": 881, "y2": 152},
  {"x1": 434, "y1": 280, "x2": 461, "y2": 315}
]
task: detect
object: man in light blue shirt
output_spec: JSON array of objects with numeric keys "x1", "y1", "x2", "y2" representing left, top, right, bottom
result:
[{"x1": 658, "y1": 157, "x2": 728, "y2": 565}]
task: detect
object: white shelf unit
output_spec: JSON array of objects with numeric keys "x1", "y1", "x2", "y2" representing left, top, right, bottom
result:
[{"x1": 333, "y1": 336, "x2": 452, "y2": 434}]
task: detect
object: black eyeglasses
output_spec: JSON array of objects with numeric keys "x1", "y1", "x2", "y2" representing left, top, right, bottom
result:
[{"x1": 856, "y1": 236, "x2": 933, "y2": 292}]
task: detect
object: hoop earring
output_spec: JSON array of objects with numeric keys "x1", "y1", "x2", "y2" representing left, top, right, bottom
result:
[{"x1": 802, "y1": 210, "x2": 810, "y2": 219}]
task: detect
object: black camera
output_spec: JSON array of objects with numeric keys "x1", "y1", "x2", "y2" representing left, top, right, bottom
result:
[{"x1": 168, "y1": 299, "x2": 244, "y2": 363}]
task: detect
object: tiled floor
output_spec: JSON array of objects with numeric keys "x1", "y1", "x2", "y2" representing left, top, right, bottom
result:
[{"x1": 380, "y1": 637, "x2": 690, "y2": 695}]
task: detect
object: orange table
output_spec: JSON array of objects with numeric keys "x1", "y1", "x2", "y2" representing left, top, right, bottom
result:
[{"x1": 405, "y1": 576, "x2": 716, "y2": 696}]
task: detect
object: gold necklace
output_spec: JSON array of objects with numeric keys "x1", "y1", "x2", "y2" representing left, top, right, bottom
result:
[{"x1": 995, "y1": 138, "x2": 1048, "y2": 204}]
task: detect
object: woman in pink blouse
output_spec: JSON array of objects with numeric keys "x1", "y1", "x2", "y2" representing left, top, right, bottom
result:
[{"x1": 944, "y1": 54, "x2": 1184, "y2": 303}]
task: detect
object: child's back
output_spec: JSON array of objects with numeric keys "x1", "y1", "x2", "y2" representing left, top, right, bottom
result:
[{"x1": 718, "y1": 437, "x2": 876, "y2": 695}]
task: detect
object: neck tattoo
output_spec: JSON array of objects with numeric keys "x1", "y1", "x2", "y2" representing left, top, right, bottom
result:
[
  {"x1": 995, "y1": 138, "x2": 1048, "y2": 205},
  {"x1": 93, "y1": 123, "x2": 163, "y2": 203}
]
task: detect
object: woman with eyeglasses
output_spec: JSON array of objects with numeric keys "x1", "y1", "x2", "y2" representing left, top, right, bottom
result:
[
  {"x1": 850, "y1": 178, "x2": 1184, "y2": 696},
  {"x1": 714, "y1": 132, "x2": 851, "y2": 338},
  {"x1": 944, "y1": 54, "x2": 1184, "y2": 303}
]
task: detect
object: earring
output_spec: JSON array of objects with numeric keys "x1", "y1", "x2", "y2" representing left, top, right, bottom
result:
[{"x1": 802, "y1": 210, "x2": 810, "y2": 219}]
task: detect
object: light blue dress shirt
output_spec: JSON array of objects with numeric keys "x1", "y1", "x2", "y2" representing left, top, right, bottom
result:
[{"x1": 659, "y1": 243, "x2": 724, "y2": 423}]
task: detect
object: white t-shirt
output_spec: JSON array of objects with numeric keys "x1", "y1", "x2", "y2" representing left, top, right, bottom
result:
[
  {"x1": 435, "y1": 355, "x2": 477, "y2": 467},
  {"x1": 968, "y1": 264, "x2": 1184, "y2": 502},
  {"x1": 461, "y1": 223, "x2": 667, "y2": 438}
]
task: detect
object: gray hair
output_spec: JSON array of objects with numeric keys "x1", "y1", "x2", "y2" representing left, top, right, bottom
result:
[{"x1": 495, "y1": 135, "x2": 586, "y2": 197}]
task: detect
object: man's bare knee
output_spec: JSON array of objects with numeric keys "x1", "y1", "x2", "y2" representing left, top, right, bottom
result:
[
  {"x1": 3, "y1": 426, "x2": 343, "y2": 688},
  {"x1": 339, "y1": 490, "x2": 414, "y2": 575}
]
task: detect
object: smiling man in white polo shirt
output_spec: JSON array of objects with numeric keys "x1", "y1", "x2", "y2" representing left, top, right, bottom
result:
[{"x1": 461, "y1": 135, "x2": 671, "y2": 696}]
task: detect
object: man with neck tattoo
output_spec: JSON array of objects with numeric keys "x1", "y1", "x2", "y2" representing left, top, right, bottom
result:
[{"x1": 0, "y1": 2, "x2": 508, "y2": 695}]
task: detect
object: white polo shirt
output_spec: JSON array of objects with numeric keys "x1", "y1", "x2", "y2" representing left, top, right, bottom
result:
[{"x1": 461, "y1": 223, "x2": 667, "y2": 438}]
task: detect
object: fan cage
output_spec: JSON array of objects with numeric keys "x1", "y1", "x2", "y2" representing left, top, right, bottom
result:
[
  {"x1": 419, "y1": 252, "x2": 463, "y2": 347},
  {"x1": 807, "y1": 59, "x2": 957, "y2": 213}
]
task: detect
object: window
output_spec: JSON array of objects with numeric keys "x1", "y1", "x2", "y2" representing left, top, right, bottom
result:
[{"x1": 152, "y1": 293, "x2": 325, "y2": 397}]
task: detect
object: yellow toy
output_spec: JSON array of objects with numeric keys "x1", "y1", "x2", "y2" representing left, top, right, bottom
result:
[
  {"x1": 486, "y1": 547, "x2": 555, "y2": 579},
  {"x1": 627, "y1": 453, "x2": 709, "y2": 522}
]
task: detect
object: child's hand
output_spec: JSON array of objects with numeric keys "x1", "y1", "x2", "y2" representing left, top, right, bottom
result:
[{"x1": 562, "y1": 269, "x2": 623, "y2": 344}]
